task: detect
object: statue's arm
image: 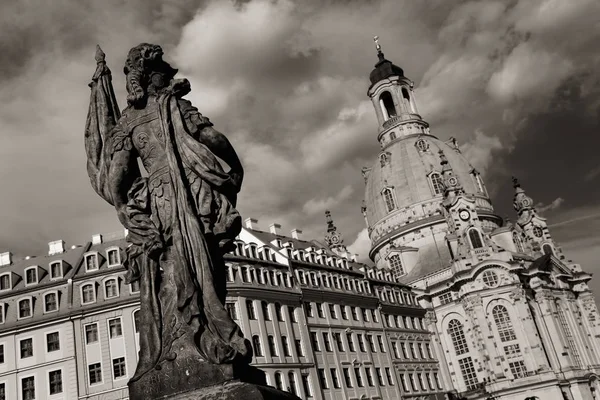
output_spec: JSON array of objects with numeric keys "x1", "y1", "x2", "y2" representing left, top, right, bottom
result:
[
  {"x1": 198, "y1": 126, "x2": 244, "y2": 188},
  {"x1": 106, "y1": 130, "x2": 141, "y2": 225}
]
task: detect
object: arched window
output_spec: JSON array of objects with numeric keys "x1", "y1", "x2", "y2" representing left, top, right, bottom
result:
[
  {"x1": 556, "y1": 303, "x2": 582, "y2": 367},
  {"x1": 542, "y1": 244, "x2": 554, "y2": 256},
  {"x1": 262, "y1": 301, "x2": 271, "y2": 321},
  {"x1": 275, "y1": 372, "x2": 283, "y2": 390},
  {"x1": 401, "y1": 87, "x2": 412, "y2": 113},
  {"x1": 448, "y1": 319, "x2": 469, "y2": 355},
  {"x1": 107, "y1": 248, "x2": 120, "y2": 266},
  {"x1": 85, "y1": 253, "x2": 98, "y2": 271},
  {"x1": 512, "y1": 231, "x2": 524, "y2": 253},
  {"x1": 105, "y1": 279, "x2": 118, "y2": 299},
  {"x1": 288, "y1": 372, "x2": 298, "y2": 395},
  {"x1": 389, "y1": 255, "x2": 405, "y2": 277},
  {"x1": 390, "y1": 132, "x2": 396, "y2": 140},
  {"x1": 82, "y1": 284, "x2": 95, "y2": 304},
  {"x1": 382, "y1": 188, "x2": 396, "y2": 212},
  {"x1": 430, "y1": 173, "x2": 444, "y2": 195},
  {"x1": 44, "y1": 292, "x2": 58, "y2": 312},
  {"x1": 379, "y1": 91, "x2": 397, "y2": 120},
  {"x1": 275, "y1": 303, "x2": 283, "y2": 321},
  {"x1": 19, "y1": 298, "x2": 32, "y2": 319},
  {"x1": 468, "y1": 229, "x2": 484, "y2": 249},
  {"x1": 492, "y1": 305, "x2": 516, "y2": 342},
  {"x1": 252, "y1": 335, "x2": 263, "y2": 356}
]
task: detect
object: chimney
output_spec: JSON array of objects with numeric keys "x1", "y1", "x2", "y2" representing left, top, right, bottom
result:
[
  {"x1": 269, "y1": 223, "x2": 281, "y2": 235},
  {"x1": 245, "y1": 218, "x2": 258, "y2": 230},
  {"x1": 91, "y1": 234, "x2": 103, "y2": 245},
  {"x1": 48, "y1": 240, "x2": 65, "y2": 256},
  {"x1": 0, "y1": 252, "x2": 12, "y2": 266},
  {"x1": 291, "y1": 229, "x2": 303, "y2": 240}
]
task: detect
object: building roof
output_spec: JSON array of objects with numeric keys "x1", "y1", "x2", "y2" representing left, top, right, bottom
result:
[
  {"x1": 399, "y1": 239, "x2": 453, "y2": 285},
  {"x1": 369, "y1": 52, "x2": 404, "y2": 87}
]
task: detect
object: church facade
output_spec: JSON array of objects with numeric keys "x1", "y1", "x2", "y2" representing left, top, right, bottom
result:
[{"x1": 361, "y1": 40, "x2": 600, "y2": 400}]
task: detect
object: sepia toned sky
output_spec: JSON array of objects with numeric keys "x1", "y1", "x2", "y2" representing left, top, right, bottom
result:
[{"x1": 0, "y1": 0, "x2": 599, "y2": 291}]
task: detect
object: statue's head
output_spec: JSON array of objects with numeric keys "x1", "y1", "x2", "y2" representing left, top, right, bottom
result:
[{"x1": 124, "y1": 43, "x2": 179, "y2": 107}]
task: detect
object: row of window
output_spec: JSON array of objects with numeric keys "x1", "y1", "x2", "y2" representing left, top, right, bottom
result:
[
  {"x1": 382, "y1": 313, "x2": 424, "y2": 330},
  {"x1": 320, "y1": 365, "x2": 395, "y2": 390},
  {"x1": 80, "y1": 279, "x2": 139, "y2": 305},
  {"x1": 271, "y1": 370, "x2": 312, "y2": 398},
  {"x1": 84, "y1": 317, "x2": 130, "y2": 344},
  {"x1": 1, "y1": 331, "x2": 62, "y2": 363},
  {"x1": 0, "y1": 262, "x2": 65, "y2": 291},
  {"x1": 366, "y1": 266, "x2": 400, "y2": 283},
  {"x1": 244, "y1": 300, "x2": 299, "y2": 323},
  {"x1": 84, "y1": 248, "x2": 121, "y2": 271},
  {"x1": 296, "y1": 270, "x2": 367, "y2": 293},
  {"x1": 1, "y1": 370, "x2": 64, "y2": 400},
  {"x1": 448, "y1": 305, "x2": 527, "y2": 389},
  {"x1": 399, "y1": 371, "x2": 444, "y2": 393},
  {"x1": 391, "y1": 340, "x2": 434, "y2": 360},
  {"x1": 380, "y1": 171, "x2": 486, "y2": 214},
  {"x1": 226, "y1": 264, "x2": 293, "y2": 288},
  {"x1": 305, "y1": 302, "x2": 380, "y2": 324},
  {"x1": 252, "y1": 334, "x2": 303, "y2": 358},
  {"x1": 0, "y1": 292, "x2": 60, "y2": 322},
  {"x1": 88, "y1": 357, "x2": 127, "y2": 385},
  {"x1": 311, "y1": 331, "x2": 387, "y2": 354}
]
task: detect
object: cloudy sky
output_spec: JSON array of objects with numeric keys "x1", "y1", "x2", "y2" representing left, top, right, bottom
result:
[{"x1": 1, "y1": 0, "x2": 599, "y2": 291}]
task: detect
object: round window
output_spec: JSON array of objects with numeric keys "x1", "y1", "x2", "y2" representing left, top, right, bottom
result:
[{"x1": 481, "y1": 270, "x2": 499, "y2": 287}]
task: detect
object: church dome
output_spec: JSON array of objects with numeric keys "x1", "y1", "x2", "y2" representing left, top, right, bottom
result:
[
  {"x1": 364, "y1": 134, "x2": 491, "y2": 233},
  {"x1": 369, "y1": 53, "x2": 404, "y2": 87}
]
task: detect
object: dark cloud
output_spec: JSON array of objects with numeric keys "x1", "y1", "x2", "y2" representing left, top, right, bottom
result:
[{"x1": 0, "y1": 0, "x2": 598, "y2": 292}]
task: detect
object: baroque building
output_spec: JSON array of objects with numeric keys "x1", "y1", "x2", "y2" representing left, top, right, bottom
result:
[
  {"x1": 0, "y1": 216, "x2": 445, "y2": 399},
  {"x1": 362, "y1": 39, "x2": 600, "y2": 400}
]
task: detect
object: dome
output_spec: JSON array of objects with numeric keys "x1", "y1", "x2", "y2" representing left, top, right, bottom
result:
[
  {"x1": 369, "y1": 53, "x2": 404, "y2": 87},
  {"x1": 365, "y1": 134, "x2": 492, "y2": 232}
]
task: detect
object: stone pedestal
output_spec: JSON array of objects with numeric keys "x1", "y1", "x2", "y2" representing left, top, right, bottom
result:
[{"x1": 168, "y1": 381, "x2": 302, "y2": 400}]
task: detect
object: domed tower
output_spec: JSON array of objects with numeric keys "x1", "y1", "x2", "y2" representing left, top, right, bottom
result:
[{"x1": 363, "y1": 37, "x2": 503, "y2": 283}]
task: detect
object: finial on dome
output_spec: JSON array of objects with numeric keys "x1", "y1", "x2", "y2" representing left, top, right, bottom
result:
[
  {"x1": 373, "y1": 35, "x2": 385, "y2": 61},
  {"x1": 324, "y1": 210, "x2": 345, "y2": 249}
]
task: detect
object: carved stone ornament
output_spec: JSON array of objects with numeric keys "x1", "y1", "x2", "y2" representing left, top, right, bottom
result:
[{"x1": 84, "y1": 44, "x2": 300, "y2": 400}]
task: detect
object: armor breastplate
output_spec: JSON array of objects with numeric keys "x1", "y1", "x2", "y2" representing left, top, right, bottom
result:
[{"x1": 122, "y1": 100, "x2": 168, "y2": 175}]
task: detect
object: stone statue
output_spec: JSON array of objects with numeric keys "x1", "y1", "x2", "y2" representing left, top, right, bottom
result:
[{"x1": 85, "y1": 44, "x2": 298, "y2": 400}]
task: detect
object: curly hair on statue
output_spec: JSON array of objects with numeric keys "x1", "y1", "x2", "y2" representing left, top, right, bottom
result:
[{"x1": 124, "y1": 43, "x2": 178, "y2": 107}]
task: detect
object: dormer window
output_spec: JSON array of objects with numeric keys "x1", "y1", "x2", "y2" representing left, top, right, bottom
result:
[
  {"x1": 50, "y1": 261, "x2": 63, "y2": 279},
  {"x1": 468, "y1": 229, "x2": 484, "y2": 249},
  {"x1": 429, "y1": 172, "x2": 444, "y2": 196},
  {"x1": 379, "y1": 152, "x2": 390, "y2": 167},
  {"x1": 18, "y1": 298, "x2": 32, "y2": 319},
  {"x1": 382, "y1": 187, "x2": 396, "y2": 213},
  {"x1": 25, "y1": 267, "x2": 38, "y2": 286},
  {"x1": 81, "y1": 283, "x2": 96, "y2": 304},
  {"x1": 44, "y1": 292, "x2": 58, "y2": 313},
  {"x1": 105, "y1": 278, "x2": 119, "y2": 299},
  {"x1": 0, "y1": 274, "x2": 10, "y2": 291},
  {"x1": 85, "y1": 253, "x2": 99, "y2": 272},
  {"x1": 107, "y1": 248, "x2": 120, "y2": 266},
  {"x1": 248, "y1": 244, "x2": 258, "y2": 259},
  {"x1": 416, "y1": 139, "x2": 429, "y2": 152}
]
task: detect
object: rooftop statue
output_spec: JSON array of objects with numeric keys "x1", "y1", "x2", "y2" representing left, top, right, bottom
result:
[{"x1": 84, "y1": 44, "x2": 298, "y2": 400}]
